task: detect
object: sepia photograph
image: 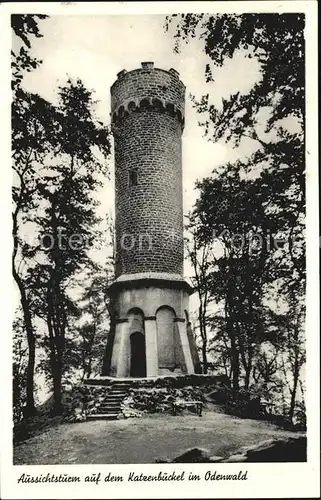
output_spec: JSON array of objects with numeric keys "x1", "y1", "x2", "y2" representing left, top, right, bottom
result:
[{"x1": 1, "y1": 1, "x2": 319, "y2": 498}]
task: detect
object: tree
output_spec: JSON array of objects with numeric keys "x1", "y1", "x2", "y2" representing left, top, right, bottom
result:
[
  {"x1": 185, "y1": 214, "x2": 213, "y2": 373},
  {"x1": 27, "y1": 79, "x2": 111, "y2": 414},
  {"x1": 65, "y1": 265, "x2": 112, "y2": 383},
  {"x1": 12, "y1": 15, "x2": 112, "y2": 414},
  {"x1": 12, "y1": 14, "x2": 51, "y2": 415},
  {"x1": 166, "y1": 14, "x2": 305, "y2": 410},
  {"x1": 279, "y1": 293, "x2": 306, "y2": 422},
  {"x1": 189, "y1": 160, "x2": 277, "y2": 390}
]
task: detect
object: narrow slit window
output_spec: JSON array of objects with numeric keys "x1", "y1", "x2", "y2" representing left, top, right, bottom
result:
[{"x1": 129, "y1": 168, "x2": 138, "y2": 187}]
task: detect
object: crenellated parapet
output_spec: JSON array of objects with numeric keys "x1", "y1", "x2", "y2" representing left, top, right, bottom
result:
[
  {"x1": 111, "y1": 97, "x2": 184, "y2": 128},
  {"x1": 111, "y1": 62, "x2": 185, "y2": 129}
]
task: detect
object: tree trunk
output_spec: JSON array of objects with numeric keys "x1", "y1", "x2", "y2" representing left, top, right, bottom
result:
[
  {"x1": 226, "y1": 303, "x2": 239, "y2": 394},
  {"x1": 51, "y1": 359, "x2": 63, "y2": 415},
  {"x1": 47, "y1": 287, "x2": 64, "y2": 415},
  {"x1": 288, "y1": 315, "x2": 302, "y2": 423},
  {"x1": 201, "y1": 340, "x2": 208, "y2": 374},
  {"x1": 244, "y1": 366, "x2": 251, "y2": 390},
  {"x1": 86, "y1": 327, "x2": 95, "y2": 379},
  {"x1": 12, "y1": 267, "x2": 36, "y2": 416},
  {"x1": 229, "y1": 328, "x2": 239, "y2": 394},
  {"x1": 198, "y1": 305, "x2": 208, "y2": 374},
  {"x1": 239, "y1": 342, "x2": 252, "y2": 390},
  {"x1": 231, "y1": 344, "x2": 239, "y2": 393},
  {"x1": 225, "y1": 284, "x2": 240, "y2": 395},
  {"x1": 102, "y1": 300, "x2": 116, "y2": 375},
  {"x1": 289, "y1": 354, "x2": 300, "y2": 423}
]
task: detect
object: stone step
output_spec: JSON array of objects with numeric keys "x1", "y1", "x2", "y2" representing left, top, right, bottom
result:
[
  {"x1": 106, "y1": 392, "x2": 127, "y2": 396},
  {"x1": 100, "y1": 399, "x2": 123, "y2": 404},
  {"x1": 93, "y1": 403, "x2": 121, "y2": 410},
  {"x1": 102, "y1": 398, "x2": 124, "y2": 403},
  {"x1": 87, "y1": 413, "x2": 119, "y2": 420},
  {"x1": 112, "y1": 386, "x2": 132, "y2": 390},
  {"x1": 97, "y1": 395, "x2": 126, "y2": 403},
  {"x1": 98, "y1": 404, "x2": 122, "y2": 411},
  {"x1": 99, "y1": 396, "x2": 124, "y2": 401},
  {"x1": 98, "y1": 408, "x2": 122, "y2": 413},
  {"x1": 100, "y1": 398, "x2": 122, "y2": 403},
  {"x1": 99, "y1": 400, "x2": 122, "y2": 404},
  {"x1": 99, "y1": 398, "x2": 124, "y2": 405},
  {"x1": 85, "y1": 384, "x2": 129, "y2": 420},
  {"x1": 112, "y1": 382, "x2": 132, "y2": 386},
  {"x1": 97, "y1": 407, "x2": 121, "y2": 414}
]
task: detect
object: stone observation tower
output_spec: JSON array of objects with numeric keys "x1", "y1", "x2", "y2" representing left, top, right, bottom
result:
[{"x1": 102, "y1": 62, "x2": 200, "y2": 378}]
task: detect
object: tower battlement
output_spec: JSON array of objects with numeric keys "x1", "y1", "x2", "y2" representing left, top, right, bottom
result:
[{"x1": 111, "y1": 62, "x2": 185, "y2": 128}]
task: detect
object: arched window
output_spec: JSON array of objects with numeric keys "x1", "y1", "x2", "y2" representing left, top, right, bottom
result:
[
  {"x1": 152, "y1": 98, "x2": 164, "y2": 111},
  {"x1": 118, "y1": 105, "x2": 125, "y2": 118},
  {"x1": 128, "y1": 168, "x2": 138, "y2": 187},
  {"x1": 127, "y1": 308, "x2": 144, "y2": 333},
  {"x1": 128, "y1": 101, "x2": 136, "y2": 112},
  {"x1": 140, "y1": 99, "x2": 150, "y2": 109},
  {"x1": 166, "y1": 103, "x2": 175, "y2": 116}
]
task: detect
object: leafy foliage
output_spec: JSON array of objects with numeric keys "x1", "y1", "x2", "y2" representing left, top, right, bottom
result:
[
  {"x1": 11, "y1": 14, "x2": 48, "y2": 90},
  {"x1": 168, "y1": 13, "x2": 305, "y2": 421},
  {"x1": 12, "y1": 15, "x2": 112, "y2": 417}
]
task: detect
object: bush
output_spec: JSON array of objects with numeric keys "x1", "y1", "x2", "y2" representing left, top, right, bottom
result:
[
  {"x1": 293, "y1": 401, "x2": 307, "y2": 431},
  {"x1": 223, "y1": 388, "x2": 265, "y2": 419}
]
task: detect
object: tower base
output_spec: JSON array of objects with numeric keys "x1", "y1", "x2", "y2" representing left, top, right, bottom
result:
[{"x1": 102, "y1": 273, "x2": 200, "y2": 378}]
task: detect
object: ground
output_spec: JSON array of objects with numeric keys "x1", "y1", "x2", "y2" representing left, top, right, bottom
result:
[{"x1": 13, "y1": 409, "x2": 304, "y2": 465}]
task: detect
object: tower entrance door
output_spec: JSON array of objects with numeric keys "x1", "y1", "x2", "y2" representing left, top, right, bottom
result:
[{"x1": 130, "y1": 332, "x2": 146, "y2": 377}]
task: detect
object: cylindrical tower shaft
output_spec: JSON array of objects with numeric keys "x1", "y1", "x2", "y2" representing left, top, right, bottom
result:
[{"x1": 111, "y1": 62, "x2": 185, "y2": 278}]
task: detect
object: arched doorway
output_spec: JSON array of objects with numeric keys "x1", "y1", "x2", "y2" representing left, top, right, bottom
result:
[{"x1": 130, "y1": 332, "x2": 146, "y2": 377}]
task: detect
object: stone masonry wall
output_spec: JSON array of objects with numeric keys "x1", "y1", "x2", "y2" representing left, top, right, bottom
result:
[{"x1": 111, "y1": 64, "x2": 185, "y2": 277}]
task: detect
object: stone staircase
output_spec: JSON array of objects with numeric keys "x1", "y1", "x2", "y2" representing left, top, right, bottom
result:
[{"x1": 87, "y1": 380, "x2": 132, "y2": 420}]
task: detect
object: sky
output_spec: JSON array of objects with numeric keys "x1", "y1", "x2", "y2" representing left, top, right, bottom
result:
[{"x1": 20, "y1": 14, "x2": 263, "y2": 218}]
